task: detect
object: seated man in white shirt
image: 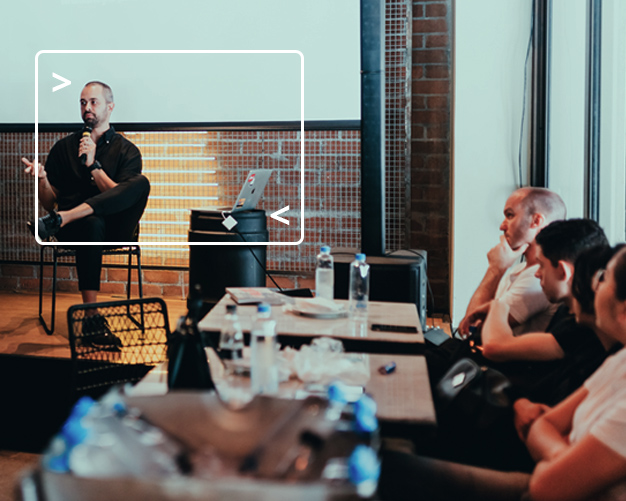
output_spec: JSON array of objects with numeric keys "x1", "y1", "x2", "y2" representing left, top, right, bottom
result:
[{"x1": 458, "y1": 187, "x2": 566, "y2": 337}]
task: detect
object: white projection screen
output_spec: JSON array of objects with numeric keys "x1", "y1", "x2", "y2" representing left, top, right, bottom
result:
[{"x1": 1, "y1": 0, "x2": 360, "y2": 127}]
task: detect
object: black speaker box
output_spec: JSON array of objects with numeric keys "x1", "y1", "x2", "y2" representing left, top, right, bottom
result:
[
  {"x1": 333, "y1": 250, "x2": 427, "y2": 331},
  {"x1": 188, "y1": 209, "x2": 268, "y2": 306}
]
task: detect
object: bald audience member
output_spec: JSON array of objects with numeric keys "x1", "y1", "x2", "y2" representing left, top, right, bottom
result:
[{"x1": 458, "y1": 187, "x2": 566, "y2": 337}]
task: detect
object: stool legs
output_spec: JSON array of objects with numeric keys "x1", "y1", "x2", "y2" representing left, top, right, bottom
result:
[{"x1": 38, "y1": 246, "x2": 142, "y2": 336}]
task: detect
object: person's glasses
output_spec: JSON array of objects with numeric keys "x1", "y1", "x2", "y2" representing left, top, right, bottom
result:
[{"x1": 592, "y1": 269, "x2": 606, "y2": 291}]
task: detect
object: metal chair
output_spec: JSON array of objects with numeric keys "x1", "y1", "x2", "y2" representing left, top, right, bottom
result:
[
  {"x1": 66, "y1": 297, "x2": 170, "y2": 400},
  {"x1": 38, "y1": 238, "x2": 143, "y2": 335}
]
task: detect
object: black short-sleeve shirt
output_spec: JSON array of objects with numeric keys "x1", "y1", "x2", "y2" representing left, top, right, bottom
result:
[
  {"x1": 45, "y1": 127, "x2": 142, "y2": 211},
  {"x1": 505, "y1": 304, "x2": 609, "y2": 405}
]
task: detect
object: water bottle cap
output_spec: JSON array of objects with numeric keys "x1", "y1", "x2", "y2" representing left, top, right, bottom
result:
[
  {"x1": 257, "y1": 303, "x2": 271, "y2": 313},
  {"x1": 356, "y1": 253, "x2": 366, "y2": 262},
  {"x1": 226, "y1": 304, "x2": 237, "y2": 313},
  {"x1": 354, "y1": 409, "x2": 379, "y2": 433},
  {"x1": 320, "y1": 245, "x2": 331, "y2": 254},
  {"x1": 61, "y1": 415, "x2": 89, "y2": 447},
  {"x1": 355, "y1": 393, "x2": 378, "y2": 416},
  {"x1": 70, "y1": 396, "x2": 96, "y2": 420},
  {"x1": 46, "y1": 452, "x2": 70, "y2": 473},
  {"x1": 327, "y1": 381, "x2": 349, "y2": 405},
  {"x1": 353, "y1": 394, "x2": 378, "y2": 433},
  {"x1": 348, "y1": 445, "x2": 381, "y2": 485}
]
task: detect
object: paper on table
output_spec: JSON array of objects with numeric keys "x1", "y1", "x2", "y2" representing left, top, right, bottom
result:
[{"x1": 289, "y1": 298, "x2": 348, "y2": 319}]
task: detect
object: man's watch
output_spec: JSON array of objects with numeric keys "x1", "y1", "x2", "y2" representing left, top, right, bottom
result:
[{"x1": 87, "y1": 160, "x2": 102, "y2": 172}]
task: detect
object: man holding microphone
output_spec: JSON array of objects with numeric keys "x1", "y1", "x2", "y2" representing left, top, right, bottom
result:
[{"x1": 22, "y1": 81, "x2": 150, "y2": 348}]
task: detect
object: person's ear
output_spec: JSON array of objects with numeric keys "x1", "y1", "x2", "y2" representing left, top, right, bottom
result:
[
  {"x1": 108, "y1": 102, "x2": 115, "y2": 113},
  {"x1": 557, "y1": 260, "x2": 574, "y2": 282},
  {"x1": 530, "y1": 213, "x2": 545, "y2": 229}
]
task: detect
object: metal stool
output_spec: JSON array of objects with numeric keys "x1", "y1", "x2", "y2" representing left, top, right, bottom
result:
[
  {"x1": 38, "y1": 243, "x2": 143, "y2": 335},
  {"x1": 66, "y1": 297, "x2": 170, "y2": 400}
]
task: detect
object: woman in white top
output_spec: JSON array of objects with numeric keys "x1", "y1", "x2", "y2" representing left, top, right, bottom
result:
[
  {"x1": 525, "y1": 245, "x2": 626, "y2": 501},
  {"x1": 379, "y1": 245, "x2": 626, "y2": 501}
]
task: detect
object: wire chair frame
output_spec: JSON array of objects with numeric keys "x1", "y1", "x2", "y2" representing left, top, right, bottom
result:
[{"x1": 66, "y1": 297, "x2": 171, "y2": 400}]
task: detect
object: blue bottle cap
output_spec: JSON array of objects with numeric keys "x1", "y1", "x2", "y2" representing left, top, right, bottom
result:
[
  {"x1": 348, "y1": 445, "x2": 381, "y2": 486},
  {"x1": 321, "y1": 245, "x2": 331, "y2": 254},
  {"x1": 355, "y1": 253, "x2": 366, "y2": 262},
  {"x1": 257, "y1": 303, "x2": 271, "y2": 314},
  {"x1": 45, "y1": 452, "x2": 71, "y2": 473},
  {"x1": 354, "y1": 409, "x2": 379, "y2": 433},
  {"x1": 61, "y1": 415, "x2": 89, "y2": 448},
  {"x1": 327, "y1": 381, "x2": 349, "y2": 405},
  {"x1": 70, "y1": 396, "x2": 96, "y2": 420},
  {"x1": 355, "y1": 393, "x2": 377, "y2": 416},
  {"x1": 354, "y1": 394, "x2": 378, "y2": 433}
]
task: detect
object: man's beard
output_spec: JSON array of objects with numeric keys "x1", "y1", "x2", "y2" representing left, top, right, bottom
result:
[{"x1": 83, "y1": 113, "x2": 99, "y2": 127}]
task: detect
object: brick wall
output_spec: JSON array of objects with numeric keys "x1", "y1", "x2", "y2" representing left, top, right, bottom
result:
[
  {"x1": 0, "y1": 130, "x2": 361, "y2": 299},
  {"x1": 411, "y1": 0, "x2": 452, "y2": 312},
  {"x1": 0, "y1": 1, "x2": 457, "y2": 316}
]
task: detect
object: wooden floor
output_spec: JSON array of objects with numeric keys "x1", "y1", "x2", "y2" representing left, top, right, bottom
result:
[
  {"x1": 0, "y1": 291, "x2": 190, "y2": 501},
  {"x1": 0, "y1": 291, "x2": 189, "y2": 359}
]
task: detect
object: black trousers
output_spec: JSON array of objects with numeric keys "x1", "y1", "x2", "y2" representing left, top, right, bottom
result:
[
  {"x1": 56, "y1": 175, "x2": 150, "y2": 291},
  {"x1": 378, "y1": 450, "x2": 530, "y2": 501}
]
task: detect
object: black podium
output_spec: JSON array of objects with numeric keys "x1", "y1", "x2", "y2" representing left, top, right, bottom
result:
[{"x1": 189, "y1": 209, "x2": 268, "y2": 309}]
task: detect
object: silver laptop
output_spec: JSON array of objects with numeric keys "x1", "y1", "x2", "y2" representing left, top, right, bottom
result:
[{"x1": 229, "y1": 170, "x2": 273, "y2": 213}]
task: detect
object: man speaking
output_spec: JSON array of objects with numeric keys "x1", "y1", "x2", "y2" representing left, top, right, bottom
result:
[{"x1": 22, "y1": 81, "x2": 150, "y2": 348}]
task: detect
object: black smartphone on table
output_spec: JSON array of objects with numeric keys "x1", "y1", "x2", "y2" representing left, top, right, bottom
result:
[{"x1": 370, "y1": 323, "x2": 418, "y2": 334}]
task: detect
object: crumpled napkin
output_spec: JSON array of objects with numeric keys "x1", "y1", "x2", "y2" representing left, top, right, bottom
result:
[{"x1": 282, "y1": 337, "x2": 370, "y2": 386}]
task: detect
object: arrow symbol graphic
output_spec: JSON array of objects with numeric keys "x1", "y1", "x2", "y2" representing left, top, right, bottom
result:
[
  {"x1": 52, "y1": 73, "x2": 71, "y2": 92},
  {"x1": 270, "y1": 206, "x2": 290, "y2": 225}
]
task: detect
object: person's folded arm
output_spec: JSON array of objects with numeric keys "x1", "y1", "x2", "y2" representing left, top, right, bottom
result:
[
  {"x1": 513, "y1": 398, "x2": 552, "y2": 442},
  {"x1": 524, "y1": 388, "x2": 586, "y2": 462},
  {"x1": 91, "y1": 167, "x2": 118, "y2": 192},
  {"x1": 528, "y1": 434, "x2": 626, "y2": 501},
  {"x1": 481, "y1": 299, "x2": 564, "y2": 362}
]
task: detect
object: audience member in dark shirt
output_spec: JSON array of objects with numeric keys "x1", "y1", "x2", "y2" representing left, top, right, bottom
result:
[
  {"x1": 421, "y1": 220, "x2": 611, "y2": 471},
  {"x1": 379, "y1": 244, "x2": 626, "y2": 501}
]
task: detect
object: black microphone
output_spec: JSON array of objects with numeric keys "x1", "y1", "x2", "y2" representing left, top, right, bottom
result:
[{"x1": 79, "y1": 126, "x2": 92, "y2": 165}]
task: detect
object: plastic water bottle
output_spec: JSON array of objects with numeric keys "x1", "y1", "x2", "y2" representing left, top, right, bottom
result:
[
  {"x1": 321, "y1": 445, "x2": 381, "y2": 497},
  {"x1": 43, "y1": 392, "x2": 181, "y2": 478},
  {"x1": 69, "y1": 394, "x2": 181, "y2": 478},
  {"x1": 348, "y1": 445, "x2": 381, "y2": 497},
  {"x1": 316, "y1": 245, "x2": 334, "y2": 301},
  {"x1": 219, "y1": 304, "x2": 244, "y2": 370},
  {"x1": 349, "y1": 254, "x2": 370, "y2": 320},
  {"x1": 250, "y1": 303, "x2": 279, "y2": 395}
]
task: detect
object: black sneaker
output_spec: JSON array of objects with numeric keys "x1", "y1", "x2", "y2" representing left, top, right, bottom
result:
[
  {"x1": 27, "y1": 210, "x2": 62, "y2": 239},
  {"x1": 82, "y1": 314, "x2": 123, "y2": 352}
]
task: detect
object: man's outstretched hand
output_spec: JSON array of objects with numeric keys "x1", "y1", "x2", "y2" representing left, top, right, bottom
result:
[{"x1": 21, "y1": 157, "x2": 46, "y2": 179}]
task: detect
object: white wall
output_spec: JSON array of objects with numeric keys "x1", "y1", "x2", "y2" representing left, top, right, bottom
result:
[
  {"x1": 452, "y1": 0, "x2": 533, "y2": 324},
  {"x1": 547, "y1": 0, "x2": 587, "y2": 218},
  {"x1": 598, "y1": 0, "x2": 626, "y2": 244},
  {"x1": 0, "y1": 0, "x2": 360, "y2": 124},
  {"x1": 452, "y1": 0, "x2": 626, "y2": 324}
]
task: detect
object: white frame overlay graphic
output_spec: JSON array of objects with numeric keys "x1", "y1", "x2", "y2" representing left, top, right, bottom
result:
[{"x1": 34, "y1": 49, "x2": 305, "y2": 246}]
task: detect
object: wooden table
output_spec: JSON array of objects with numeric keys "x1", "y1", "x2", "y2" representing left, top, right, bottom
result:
[
  {"x1": 198, "y1": 295, "x2": 425, "y2": 354},
  {"x1": 130, "y1": 351, "x2": 436, "y2": 427}
]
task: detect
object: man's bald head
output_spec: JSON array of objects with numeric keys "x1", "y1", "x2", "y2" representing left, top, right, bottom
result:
[
  {"x1": 515, "y1": 187, "x2": 566, "y2": 225},
  {"x1": 84, "y1": 81, "x2": 114, "y2": 104}
]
